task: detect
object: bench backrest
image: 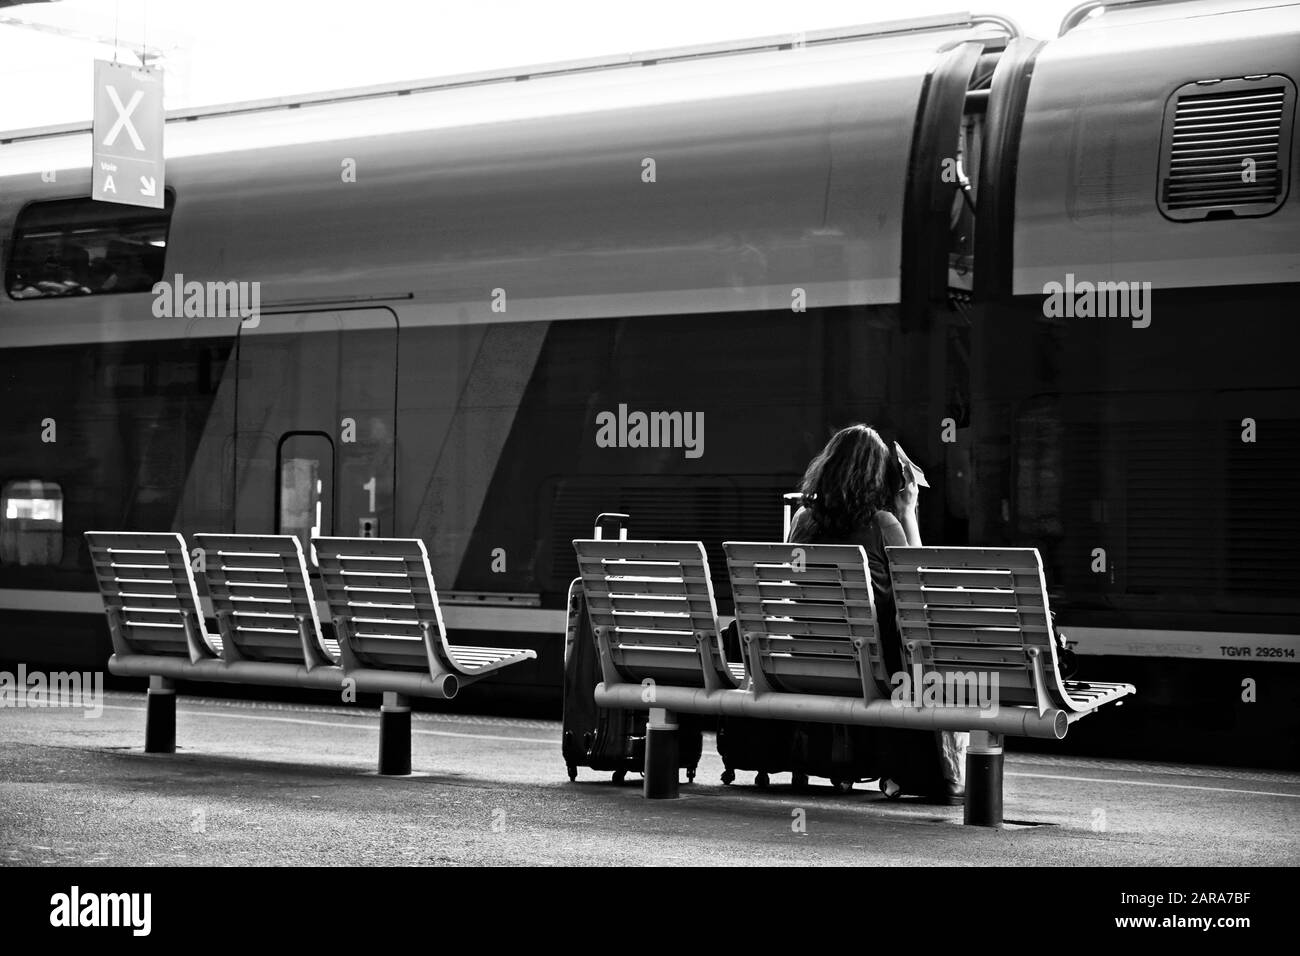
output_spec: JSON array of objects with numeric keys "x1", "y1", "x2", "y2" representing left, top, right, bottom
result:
[
  {"x1": 194, "y1": 534, "x2": 333, "y2": 666},
  {"x1": 85, "y1": 531, "x2": 219, "y2": 659},
  {"x1": 886, "y1": 546, "x2": 1064, "y2": 709},
  {"x1": 574, "y1": 539, "x2": 730, "y2": 688},
  {"x1": 723, "y1": 541, "x2": 886, "y2": 697},
  {"x1": 312, "y1": 537, "x2": 444, "y2": 670}
]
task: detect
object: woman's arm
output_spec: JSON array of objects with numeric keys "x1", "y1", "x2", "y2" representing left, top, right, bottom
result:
[{"x1": 894, "y1": 480, "x2": 923, "y2": 547}]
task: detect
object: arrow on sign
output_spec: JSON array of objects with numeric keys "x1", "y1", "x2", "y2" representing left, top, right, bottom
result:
[{"x1": 140, "y1": 176, "x2": 157, "y2": 197}]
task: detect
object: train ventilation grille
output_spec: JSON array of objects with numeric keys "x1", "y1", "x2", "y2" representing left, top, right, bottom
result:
[{"x1": 1158, "y1": 76, "x2": 1294, "y2": 221}]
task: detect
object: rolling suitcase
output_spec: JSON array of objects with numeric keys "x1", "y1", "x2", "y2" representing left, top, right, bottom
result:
[
  {"x1": 561, "y1": 512, "x2": 703, "y2": 784},
  {"x1": 716, "y1": 493, "x2": 884, "y2": 791}
]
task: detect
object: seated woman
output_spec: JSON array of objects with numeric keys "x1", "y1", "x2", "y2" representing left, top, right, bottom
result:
[{"x1": 788, "y1": 423, "x2": 967, "y2": 804}]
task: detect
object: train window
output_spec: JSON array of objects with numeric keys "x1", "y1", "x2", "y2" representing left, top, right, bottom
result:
[
  {"x1": 5, "y1": 192, "x2": 173, "y2": 300},
  {"x1": 0, "y1": 479, "x2": 64, "y2": 566},
  {"x1": 278, "y1": 434, "x2": 334, "y2": 565},
  {"x1": 1158, "y1": 76, "x2": 1294, "y2": 221}
]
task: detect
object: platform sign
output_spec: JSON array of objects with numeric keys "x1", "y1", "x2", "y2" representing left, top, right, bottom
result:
[{"x1": 91, "y1": 60, "x2": 164, "y2": 208}]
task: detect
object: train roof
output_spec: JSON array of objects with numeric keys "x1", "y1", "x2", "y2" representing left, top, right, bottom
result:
[
  {"x1": 0, "y1": 14, "x2": 1016, "y2": 347},
  {"x1": 0, "y1": 12, "x2": 1016, "y2": 143}
]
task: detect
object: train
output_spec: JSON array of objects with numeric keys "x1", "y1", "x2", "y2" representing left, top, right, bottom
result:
[{"x1": 1, "y1": 0, "x2": 1297, "y2": 766}]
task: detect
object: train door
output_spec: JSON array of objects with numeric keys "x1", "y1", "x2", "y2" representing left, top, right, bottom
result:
[
  {"x1": 233, "y1": 308, "x2": 398, "y2": 552},
  {"x1": 897, "y1": 37, "x2": 1010, "y2": 545}
]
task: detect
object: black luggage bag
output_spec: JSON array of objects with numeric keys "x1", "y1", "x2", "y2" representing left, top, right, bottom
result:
[
  {"x1": 561, "y1": 513, "x2": 703, "y2": 784},
  {"x1": 716, "y1": 619, "x2": 886, "y2": 791}
]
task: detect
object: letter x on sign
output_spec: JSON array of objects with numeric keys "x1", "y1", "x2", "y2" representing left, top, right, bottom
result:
[
  {"x1": 91, "y1": 59, "x2": 165, "y2": 209},
  {"x1": 103, "y1": 86, "x2": 146, "y2": 150}
]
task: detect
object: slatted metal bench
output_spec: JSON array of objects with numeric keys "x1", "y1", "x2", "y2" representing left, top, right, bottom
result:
[
  {"x1": 576, "y1": 538, "x2": 742, "y2": 693},
  {"x1": 727, "y1": 541, "x2": 888, "y2": 699},
  {"x1": 887, "y1": 545, "x2": 1136, "y2": 822},
  {"x1": 89, "y1": 531, "x2": 225, "y2": 753},
  {"x1": 313, "y1": 536, "x2": 537, "y2": 773},
  {"x1": 195, "y1": 533, "x2": 340, "y2": 676},
  {"x1": 581, "y1": 537, "x2": 1136, "y2": 825},
  {"x1": 88, "y1": 530, "x2": 536, "y2": 775},
  {"x1": 573, "y1": 537, "x2": 741, "y2": 795}
]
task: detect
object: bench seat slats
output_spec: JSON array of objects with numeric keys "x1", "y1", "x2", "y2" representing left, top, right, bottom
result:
[
  {"x1": 612, "y1": 631, "x2": 699, "y2": 650},
  {"x1": 574, "y1": 538, "x2": 739, "y2": 689},
  {"x1": 314, "y1": 536, "x2": 535, "y2": 679},
  {"x1": 578, "y1": 565, "x2": 711, "y2": 586},
  {"x1": 590, "y1": 594, "x2": 714, "y2": 615},
  {"x1": 886, "y1": 547, "x2": 1045, "y2": 570},
  {"x1": 225, "y1": 612, "x2": 307, "y2": 631},
  {"x1": 744, "y1": 619, "x2": 878, "y2": 640},
  {"x1": 195, "y1": 534, "x2": 332, "y2": 667},
  {"x1": 603, "y1": 614, "x2": 703, "y2": 635},
  {"x1": 751, "y1": 635, "x2": 859, "y2": 658},
  {"x1": 910, "y1": 569, "x2": 1032, "y2": 589},
  {"x1": 348, "y1": 618, "x2": 427, "y2": 639},
  {"x1": 87, "y1": 531, "x2": 223, "y2": 659},
  {"x1": 923, "y1": 647, "x2": 1039, "y2": 667},
  {"x1": 206, "y1": 552, "x2": 293, "y2": 572},
  {"x1": 728, "y1": 565, "x2": 869, "y2": 586},
  {"x1": 745, "y1": 599, "x2": 874, "y2": 621},
  {"x1": 576, "y1": 540, "x2": 713, "y2": 561},
  {"x1": 447, "y1": 647, "x2": 531, "y2": 667},
  {"x1": 322, "y1": 557, "x2": 427, "y2": 575},
  {"x1": 724, "y1": 541, "x2": 886, "y2": 694},
  {"x1": 110, "y1": 593, "x2": 196, "y2": 612},
  {"x1": 94, "y1": 578, "x2": 191, "y2": 599},
  {"x1": 895, "y1": 587, "x2": 1046, "y2": 609},
  {"x1": 732, "y1": 581, "x2": 873, "y2": 602},
  {"x1": 587, "y1": 577, "x2": 715, "y2": 598},
  {"x1": 226, "y1": 597, "x2": 301, "y2": 615},
  {"x1": 898, "y1": 621, "x2": 1049, "y2": 643},
  {"x1": 896, "y1": 606, "x2": 1042, "y2": 628},
  {"x1": 725, "y1": 542, "x2": 873, "y2": 564},
  {"x1": 888, "y1": 546, "x2": 1135, "y2": 715}
]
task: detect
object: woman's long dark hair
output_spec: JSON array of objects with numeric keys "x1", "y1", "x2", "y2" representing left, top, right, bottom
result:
[{"x1": 798, "y1": 424, "x2": 899, "y2": 538}]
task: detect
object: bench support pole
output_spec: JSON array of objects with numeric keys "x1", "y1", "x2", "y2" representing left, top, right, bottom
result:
[
  {"x1": 964, "y1": 730, "x2": 1004, "y2": 827},
  {"x1": 145, "y1": 676, "x2": 176, "y2": 754},
  {"x1": 644, "y1": 707, "x2": 679, "y2": 799},
  {"x1": 378, "y1": 691, "x2": 412, "y2": 776}
]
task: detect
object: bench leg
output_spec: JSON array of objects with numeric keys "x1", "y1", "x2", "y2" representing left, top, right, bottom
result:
[
  {"x1": 964, "y1": 730, "x2": 1004, "y2": 827},
  {"x1": 378, "y1": 692, "x2": 412, "y2": 776},
  {"x1": 644, "y1": 707, "x2": 679, "y2": 799},
  {"x1": 144, "y1": 676, "x2": 176, "y2": 754}
]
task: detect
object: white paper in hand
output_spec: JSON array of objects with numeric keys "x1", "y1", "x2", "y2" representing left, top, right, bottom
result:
[{"x1": 894, "y1": 442, "x2": 930, "y2": 488}]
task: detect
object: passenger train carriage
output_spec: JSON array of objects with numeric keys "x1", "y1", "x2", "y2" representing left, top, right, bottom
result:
[{"x1": 1, "y1": 0, "x2": 1297, "y2": 765}]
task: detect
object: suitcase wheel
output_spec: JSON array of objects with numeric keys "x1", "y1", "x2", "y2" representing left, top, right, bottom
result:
[
  {"x1": 612, "y1": 770, "x2": 627, "y2": 785},
  {"x1": 755, "y1": 772, "x2": 770, "y2": 789},
  {"x1": 721, "y1": 768, "x2": 735, "y2": 785},
  {"x1": 567, "y1": 763, "x2": 577, "y2": 782},
  {"x1": 830, "y1": 777, "x2": 854, "y2": 792}
]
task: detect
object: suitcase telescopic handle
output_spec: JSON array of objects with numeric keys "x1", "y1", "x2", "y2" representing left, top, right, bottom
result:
[
  {"x1": 782, "y1": 492, "x2": 803, "y2": 542},
  {"x1": 594, "y1": 513, "x2": 630, "y2": 541}
]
